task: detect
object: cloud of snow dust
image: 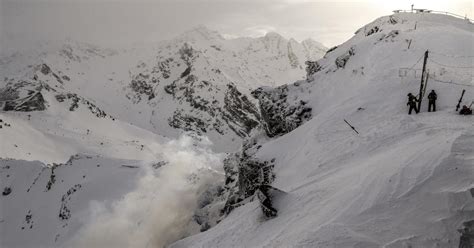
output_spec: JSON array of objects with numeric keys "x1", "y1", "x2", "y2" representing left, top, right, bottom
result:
[{"x1": 69, "y1": 135, "x2": 224, "y2": 248}]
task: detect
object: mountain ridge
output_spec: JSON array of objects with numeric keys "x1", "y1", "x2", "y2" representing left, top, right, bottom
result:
[{"x1": 0, "y1": 26, "x2": 327, "y2": 152}]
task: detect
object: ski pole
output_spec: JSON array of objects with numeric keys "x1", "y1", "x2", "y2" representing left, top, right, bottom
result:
[
  {"x1": 344, "y1": 119, "x2": 359, "y2": 135},
  {"x1": 456, "y1": 89, "x2": 466, "y2": 111}
]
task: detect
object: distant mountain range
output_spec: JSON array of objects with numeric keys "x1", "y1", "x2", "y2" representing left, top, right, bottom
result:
[{"x1": 0, "y1": 26, "x2": 327, "y2": 152}]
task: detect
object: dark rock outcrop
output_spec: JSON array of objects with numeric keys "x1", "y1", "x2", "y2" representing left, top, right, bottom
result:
[
  {"x1": 2, "y1": 187, "x2": 12, "y2": 196},
  {"x1": 366, "y1": 26, "x2": 381, "y2": 36},
  {"x1": 40, "y1": 64, "x2": 52, "y2": 75},
  {"x1": 3, "y1": 92, "x2": 47, "y2": 112},
  {"x1": 252, "y1": 85, "x2": 312, "y2": 137},
  {"x1": 55, "y1": 93, "x2": 108, "y2": 118},
  {"x1": 324, "y1": 46, "x2": 338, "y2": 58},
  {"x1": 129, "y1": 73, "x2": 155, "y2": 101},
  {"x1": 168, "y1": 110, "x2": 208, "y2": 134},
  {"x1": 305, "y1": 61, "x2": 322, "y2": 81},
  {"x1": 221, "y1": 140, "x2": 275, "y2": 215},
  {"x1": 378, "y1": 30, "x2": 400, "y2": 43},
  {"x1": 335, "y1": 46, "x2": 355, "y2": 69},
  {"x1": 222, "y1": 84, "x2": 261, "y2": 137},
  {"x1": 166, "y1": 78, "x2": 261, "y2": 138},
  {"x1": 459, "y1": 220, "x2": 474, "y2": 248}
]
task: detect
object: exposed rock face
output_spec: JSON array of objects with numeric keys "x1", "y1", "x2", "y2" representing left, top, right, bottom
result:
[
  {"x1": 221, "y1": 139, "x2": 275, "y2": 215},
  {"x1": 129, "y1": 73, "x2": 155, "y2": 102},
  {"x1": 168, "y1": 110, "x2": 208, "y2": 134},
  {"x1": 121, "y1": 31, "x2": 325, "y2": 144},
  {"x1": 287, "y1": 41, "x2": 300, "y2": 68},
  {"x1": 55, "y1": 93, "x2": 108, "y2": 118},
  {"x1": 378, "y1": 30, "x2": 400, "y2": 42},
  {"x1": 365, "y1": 26, "x2": 381, "y2": 36},
  {"x1": 355, "y1": 14, "x2": 400, "y2": 37},
  {"x1": 324, "y1": 46, "x2": 338, "y2": 58},
  {"x1": 216, "y1": 80, "x2": 314, "y2": 216},
  {"x1": 40, "y1": 64, "x2": 52, "y2": 75},
  {"x1": 166, "y1": 82, "x2": 261, "y2": 138},
  {"x1": 0, "y1": 60, "x2": 76, "y2": 112},
  {"x1": 459, "y1": 220, "x2": 474, "y2": 248},
  {"x1": 222, "y1": 84, "x2": 261, "y2": 137},
  {"x1": 305, "y1": 61, "x2": 322, "y2": 81},
  {"x1": 0, "y1": 80, "x2": 49, "y2": 112},
  {"x1": 335, "y1": 46, "x2": 355, "y2": 69},
  {"x1": 3, "y1": 92, "x2": 46, "y2": 112},
  {"x1": 252, "y1": 85, "x2": 312, "y2": 137}
]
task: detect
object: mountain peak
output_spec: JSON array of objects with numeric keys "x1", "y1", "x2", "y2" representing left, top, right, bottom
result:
[
  {"x1": 180, "y1": 25, "x2": 224, "y2": 41},
  {"x1": 302, "y1": 38, "x2": 327, "y2": 50},
  {"x1": 264, "y1": 32, "x2": 285, "y2": 40}
]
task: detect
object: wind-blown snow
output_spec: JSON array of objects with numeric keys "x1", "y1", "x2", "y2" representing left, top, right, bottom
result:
[
  {"x1": 0, "y1": 135, "x2": 224, "y2": 248},
  {"x1": 68, "y1": 136, "x2": 224, "y2": 248}
]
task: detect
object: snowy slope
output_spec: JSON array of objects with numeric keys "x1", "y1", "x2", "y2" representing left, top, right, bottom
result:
[{"x1": 171, "y1": 13, "x2": 474, "y2": 248}]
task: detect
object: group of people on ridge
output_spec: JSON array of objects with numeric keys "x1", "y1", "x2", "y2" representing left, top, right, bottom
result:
[{"x1": 407, "y1": 90, "x2": 472, "y2": 115}]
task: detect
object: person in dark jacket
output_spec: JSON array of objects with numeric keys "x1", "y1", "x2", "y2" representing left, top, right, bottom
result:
[
  {"x1": 407, "y1": 93, "x2": 419, "y2": 114},
  {"x1": 459, "y1": 105, "x2": 473, "y2": 115},
  {"x1": 427, "y1": 90, "x2": 437, "y2": 112}
]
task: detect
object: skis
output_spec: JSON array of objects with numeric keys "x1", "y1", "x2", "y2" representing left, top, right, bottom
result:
[{"x1": 456, "y1": 89, "x2": 466, "y2": 111}]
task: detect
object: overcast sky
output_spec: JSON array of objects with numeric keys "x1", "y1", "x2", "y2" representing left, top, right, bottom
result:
[{"x1": 1, "y1": 0, "x2": 473, "y2": 52}]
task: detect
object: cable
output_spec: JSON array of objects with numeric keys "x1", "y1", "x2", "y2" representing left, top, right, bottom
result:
[
  {"x1": 430, "y1": 77, "x2": 474, "y2": 87},
  {"x1": 408, "y1": 53, "x2": 425, "y2": 70},
  {"x1": 428, "y1": 58, "x2": 474, "y2": 69},
  {"x1": 430, "y1": 51, "x2": 474, "y2": 59}
]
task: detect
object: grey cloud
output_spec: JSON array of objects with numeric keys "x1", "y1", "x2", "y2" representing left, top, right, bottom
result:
[{"x1": 1, "y1": 0, "x2": 472, "y2": 53}]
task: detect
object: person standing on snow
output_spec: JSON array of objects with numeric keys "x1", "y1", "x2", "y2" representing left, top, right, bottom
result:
[
  {"x1": 427, "y1": 90, "x2": 437, "y2": 112},
  {"x1": 407, "y1": 93, "x2": 419, "y2": 115}
]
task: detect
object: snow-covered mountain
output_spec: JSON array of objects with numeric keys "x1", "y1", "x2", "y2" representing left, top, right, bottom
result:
[
  {"x1": 171, "y1": 13, "x2": 474, "y2": 247},
  {"x1": 0, "y1": 27, "x2": 326, "y2": 247},
  {"x1": 0, "y1": 26, "x2": 326, "y2": 152},
  {"x1": 2, "y1": 13, "x2": 474, "y2": 248}
]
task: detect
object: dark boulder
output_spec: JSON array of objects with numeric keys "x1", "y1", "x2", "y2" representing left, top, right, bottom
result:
[
  {"x1": 40, "y1": 64, "x2": 51, "y2": 75},
  {"x1": 2, "y1": 187, "x2": 12, "y2": 196}
]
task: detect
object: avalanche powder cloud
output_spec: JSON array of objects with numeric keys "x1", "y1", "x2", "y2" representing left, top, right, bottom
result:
[{"x1": 68, "y1": 135, "x2": 224, "y2": 248}]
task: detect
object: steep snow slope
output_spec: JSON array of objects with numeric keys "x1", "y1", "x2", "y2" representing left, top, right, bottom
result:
[
  {"x1": 172, "y1": 13, "x2": 474, "y2": 247},
  {"x1": 0, "y1": 27, "x2": 326, "y2": 152}
]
